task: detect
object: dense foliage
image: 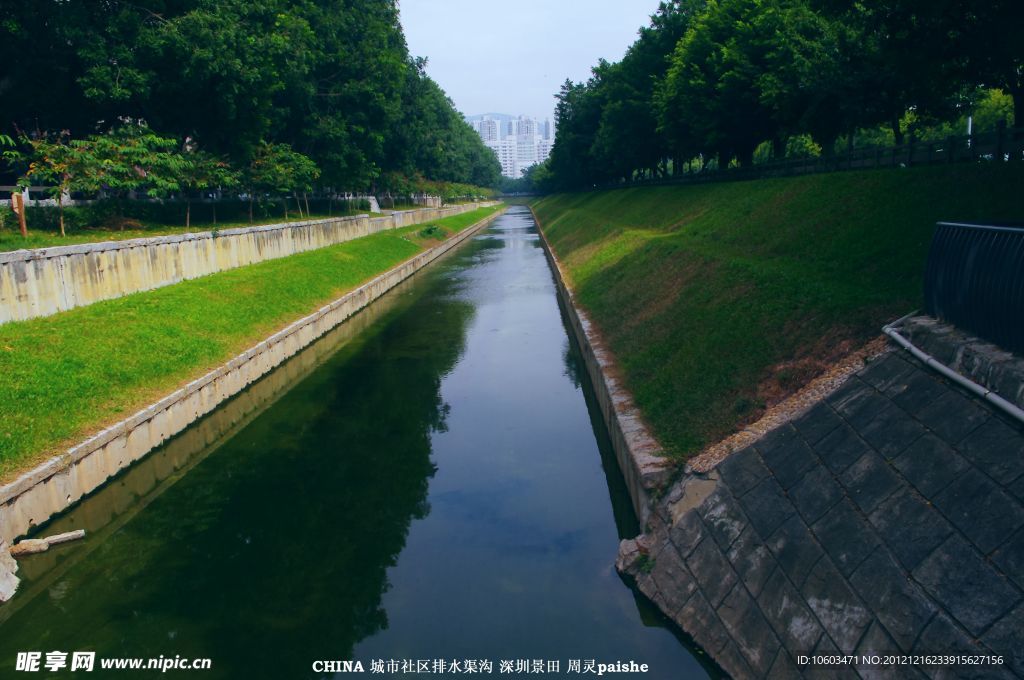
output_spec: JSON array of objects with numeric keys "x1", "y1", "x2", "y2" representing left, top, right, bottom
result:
[
  {"x1": 541, "y1": 0, "x2": 1022, "y2": 190},
  {"x1": 0, "y1": 0, "x2": 500, "y2": 191}
]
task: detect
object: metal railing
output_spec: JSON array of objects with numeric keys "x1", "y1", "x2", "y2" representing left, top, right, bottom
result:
[
  {"x1": 611, "y1": 123, "x2": 1024, "y2": 189},
  {"x1": 923, "y1": 221, "x2": 1024, "y2": 354}
]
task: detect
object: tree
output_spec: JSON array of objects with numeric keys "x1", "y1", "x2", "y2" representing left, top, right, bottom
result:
[
  {"x1": 660, "y1": 0, "x2": 784, "y2": 167},
  {"x1": 19, "y1": 133, "x2": 87, "y2": 236},
  {"x1": 244, "y1": 142, "x2": 320, "y2": 222},
  {"x1": 178, "y1": 149, "x2": 240, "y2": 230},
  {"x1": 72, "y1": 124, "x2": 182, "y2": 229}
]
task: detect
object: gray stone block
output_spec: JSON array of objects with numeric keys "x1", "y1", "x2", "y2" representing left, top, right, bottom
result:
[
  {"x1": 727, "y1": 525, "x2": 778, "y2": 598},
  {"x1": 956, "y1": 416, "x2": 1024, "y2": 485},
  {"x1": 992, "y1": 528, "x2": 1024, "y2": 591},
  {"x1": 789, "y1": 465, "x2": 844, "y2": 524},
  {"x1": 687, "y1": 535, "x2": 739, "y2": 608},
  {"x1": 766, "y1": 650, "x2": 802, "y2": 680},
  {"x1": 860, "y1": 353, "x2": 915, "y2": 391},
  {"x1": 887, "y1": 368, "x2": 953, "y2": 415},
  {"x1": 801, "y1": 557, "x2": 872, "y2": 654},
  {"x1": 932, "y1": 468, "x2": 1024, "y2": 555},
  {"x1": 757, "y1": 424, "x2": 801, "y2": 458},
  {"x1": 718, "y1": 447, "x2": 771, "y2": 497},
  {"x1": 762, "y1": 435, "x2": 820, "y2": 491},
  {"x1": 854, "y1": 621, "x2": 904, "y2": 680},
  {"x1": 676, "y1": 590, "x2": 732, "y2": 655},
  {"x1": 869, "y1": 490, "x2": 954, "y2": 572},
  {"x1": 717, "y1": 582, "x2": 782, "y2": 677},
  {"x1": 669, "y1": 511, "x2": 705, "y2": 558},
  {"x1": 912, "y1": 535, "x2": 1020, "y2": 636},
  {"x1": 982, "y1": 603, "x2": 1024, "y2": 678},
  {"x1": 915, "y1": 390, "x2": 991, "y2": 447},
  {"x1": 649, "y1": 544, "x2": 698, "y2": 616},
  {"x1": 891, "y1": 434, "x2": 969, "y2": 498},
  {"x1": 699, "y1": 486, "x2": 749, "y2": 552},
  {"x1": 794, "y1": 402, "x2": 845, "y2": 447},
  {"x1": 715, "y1": 640, "x2": 757, "y2": 680},
  {"x1": 812, "y1": 499, "x2": 881, "y2": 577},
  {"x1": 856, "y1": 402, "x2": 928, "y2": 460},
  {"x1": 758, "y1": 567, "x2": 824, "y2": 653},
  {"x1": 826, "y1": 378, "x2": 872, "y2": 412},
  {"x1": 738, "y1": 476, "x2": 795, "y2": 539},
  {"x1": 849, "y1": 550, "x2": 937, "y2": 652},
  {"x1": 840, "y1": 451, "x2": 904, "y2": 515},
  {"x1": 915, "y1": 615, "x2": 1012, "y2": 680},
  {"x1": 767, "y1": 515, "x2": 825, "y2": 589},
  {"x1": 804, "y1": 635, "x2": 860, "y2": 680},
  {"x1": 817, "y1": 424, "x2": 874, "y2": 475}
]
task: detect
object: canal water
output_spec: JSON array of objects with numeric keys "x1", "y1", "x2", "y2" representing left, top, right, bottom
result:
[{"x1": 0, "y1": 207, "x2": 715, "y2": 678}]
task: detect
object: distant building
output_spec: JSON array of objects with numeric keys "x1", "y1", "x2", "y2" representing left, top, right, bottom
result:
[
  {"x1": 477, "y1": 117, "x2": 499, "y2": 143},
  {"x1": 467, "y1": 113, "x2": 555, "y2": 178}
]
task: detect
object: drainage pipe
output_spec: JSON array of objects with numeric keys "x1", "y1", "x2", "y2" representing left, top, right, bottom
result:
[{"x1": 882, "y1": 313, "x2": 1024, "y2": 425}]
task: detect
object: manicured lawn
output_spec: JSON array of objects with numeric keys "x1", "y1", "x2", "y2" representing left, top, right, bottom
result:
[
  {"x1": 533, "y1": 164, "x2": 1024, "y2": 461},
  {"x1": 0, "y1": 205, "x2": 500, "y2": 481},
  {"x1": 0, "y1": 209, "x2": 380, "y2": 253}
]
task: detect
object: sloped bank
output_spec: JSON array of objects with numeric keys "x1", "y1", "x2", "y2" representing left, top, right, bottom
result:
[
  {"x1": 531, "y1": 187, "x2": 1024, "y2": 678},
  {"x1": 0, "y1": 207, "x2": 506, "y2": 597}
]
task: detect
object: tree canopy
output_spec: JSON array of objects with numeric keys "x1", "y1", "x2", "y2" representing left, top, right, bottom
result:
[
  {"x1": 539, "y1": 0, "x2": 1021, "y2": 191},
  {"x1": 0, "y1": 0, "x2": 499, "y2": 191}
]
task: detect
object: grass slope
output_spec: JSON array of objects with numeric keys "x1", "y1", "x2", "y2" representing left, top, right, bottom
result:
[
  {"x1": 533, "y1": 164, "x2": 1024, "y2": 461},
  {"x1": 0, "y1": 205, "x2": 500, "y2": 480}
]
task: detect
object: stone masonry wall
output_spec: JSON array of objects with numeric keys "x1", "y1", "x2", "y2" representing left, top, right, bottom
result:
[
  {"x1": 618, "y1": 349, "x2": 1024, "y2": 679},
  {"x1": 0, "y1": 202, "x2": 495, "y2": 324}
]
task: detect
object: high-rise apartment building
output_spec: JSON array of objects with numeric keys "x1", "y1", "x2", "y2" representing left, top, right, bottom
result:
[{"x1": 467, "y1": 113, "x2": 555, "y2": 178}]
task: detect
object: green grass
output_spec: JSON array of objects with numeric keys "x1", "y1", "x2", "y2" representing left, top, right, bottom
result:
[
  {"x1": 0, "y1": 209, "x2": 382, "y2": 253},
  {"x1": 533, "y1": 164, "x2": 1024, "y2": 461},
  {"x1": 0, "y1": 205, "x2": 501, "y2": 480}
]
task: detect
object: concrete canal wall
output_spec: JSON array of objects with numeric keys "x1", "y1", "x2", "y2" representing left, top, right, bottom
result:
[
  {"x1": 0, "y1": 207, "x2": 505, "y2": 556},
  {"x1": 532, "y1": 209, "x2": 674, "y2": 525},
  {"x1": 532, "y1": 202, "x2": 1024, "y2": 679},
  {"x1": 0, "y1": 203, "x2": 495, "y2": 324}
]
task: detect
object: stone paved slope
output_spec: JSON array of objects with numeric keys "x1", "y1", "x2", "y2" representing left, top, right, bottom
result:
[{"x1": 620, "y1": 349, "x2": 1024, "y2": 679}]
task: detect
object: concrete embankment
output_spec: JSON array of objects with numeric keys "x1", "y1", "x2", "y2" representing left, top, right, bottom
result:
[
  {"x1": 531, "y1": 208, "x2": 674, "y2": 525},
  {"x1": 0, "y1": 202, "x2": 496, "y2": 324},
  {"x1": 534, "y1": 197, "x2": 1024, "y2": 678},
  {"x1": 0, "y1": 207, "x2": 505, "y2": 584}
]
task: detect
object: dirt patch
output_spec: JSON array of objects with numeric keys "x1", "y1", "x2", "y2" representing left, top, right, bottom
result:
[{"x1": 688, "y1": 334, "x2": 889, "y2": 473}]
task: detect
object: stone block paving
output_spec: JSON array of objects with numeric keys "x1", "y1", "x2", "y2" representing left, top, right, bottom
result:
[{"x1": 627, "y1": 350, "x2": 1024, "y2": 679}]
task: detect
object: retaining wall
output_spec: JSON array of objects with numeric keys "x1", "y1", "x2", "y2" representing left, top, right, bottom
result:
[
  {"x1": 0, "y1": 202, "x2": 495, "y2": 324},
  {"x1": 0, "y1": 207, "x2": 505, "y2": 550}
]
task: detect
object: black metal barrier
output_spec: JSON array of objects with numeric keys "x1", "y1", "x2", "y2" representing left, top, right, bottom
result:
[{"x1": 924, "y1": 222, "x2": 1024, "y2": 354}]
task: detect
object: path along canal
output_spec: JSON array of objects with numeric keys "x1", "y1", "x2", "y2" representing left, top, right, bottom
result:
[{"x1": 0, "y1": 207, "x2": 715, "y2": 678}]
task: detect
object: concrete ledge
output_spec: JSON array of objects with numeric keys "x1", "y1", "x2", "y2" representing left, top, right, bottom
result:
[
  {"x1": 0, "y1": 207, "x2": 505, "y2": 551},
  {"x1": 899, "y1": 315, "x2": 1024, "y2": 411},
  {"x1": 529, "y1": 206, "x2": 673, "y2": 525},
  {"x1": 0, "y1": 202, "x2": 497, "y2": 324}
]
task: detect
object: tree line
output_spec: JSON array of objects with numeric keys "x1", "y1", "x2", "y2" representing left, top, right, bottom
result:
[
  {"x1": 0, "y1": 0, "x2": 500, "y2": 199},
  {"x1": 538, "y1": 0, "x2": 1020, "y2": 191}
]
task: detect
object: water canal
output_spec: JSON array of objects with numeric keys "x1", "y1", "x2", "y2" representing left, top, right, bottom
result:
[{"x1": 0, "y1": 207, "x2": 716, "y2": 678}]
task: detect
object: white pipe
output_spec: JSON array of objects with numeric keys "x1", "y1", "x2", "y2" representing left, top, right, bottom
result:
[{"x1": 882, "y1": 315, "x2": 1024, "y2": 425}]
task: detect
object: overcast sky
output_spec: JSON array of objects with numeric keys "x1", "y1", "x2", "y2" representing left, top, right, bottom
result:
[{"x1": 398, "y1": 0, "x2": 661, "y2": 122}]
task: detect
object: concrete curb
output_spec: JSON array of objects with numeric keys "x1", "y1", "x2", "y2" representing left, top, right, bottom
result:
[
  {"x1": 529, "y1": 206, "x2": 673, "y2": 525},
  {"x1": 0, "y1": 207, "x2": 506, "y2": 552}
]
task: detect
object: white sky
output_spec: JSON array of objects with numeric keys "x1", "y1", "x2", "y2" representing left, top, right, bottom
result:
[{"x1": 398, "y1": 0, "x2": 661, "y2": 122}]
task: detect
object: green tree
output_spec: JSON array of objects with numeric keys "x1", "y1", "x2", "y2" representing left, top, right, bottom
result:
[
  {"x1": 178, "y1": 149, "x2": 241, "y2": 230},
  {"x1": 244, "y1": 142, "x2": 320, "y2": 222}
]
